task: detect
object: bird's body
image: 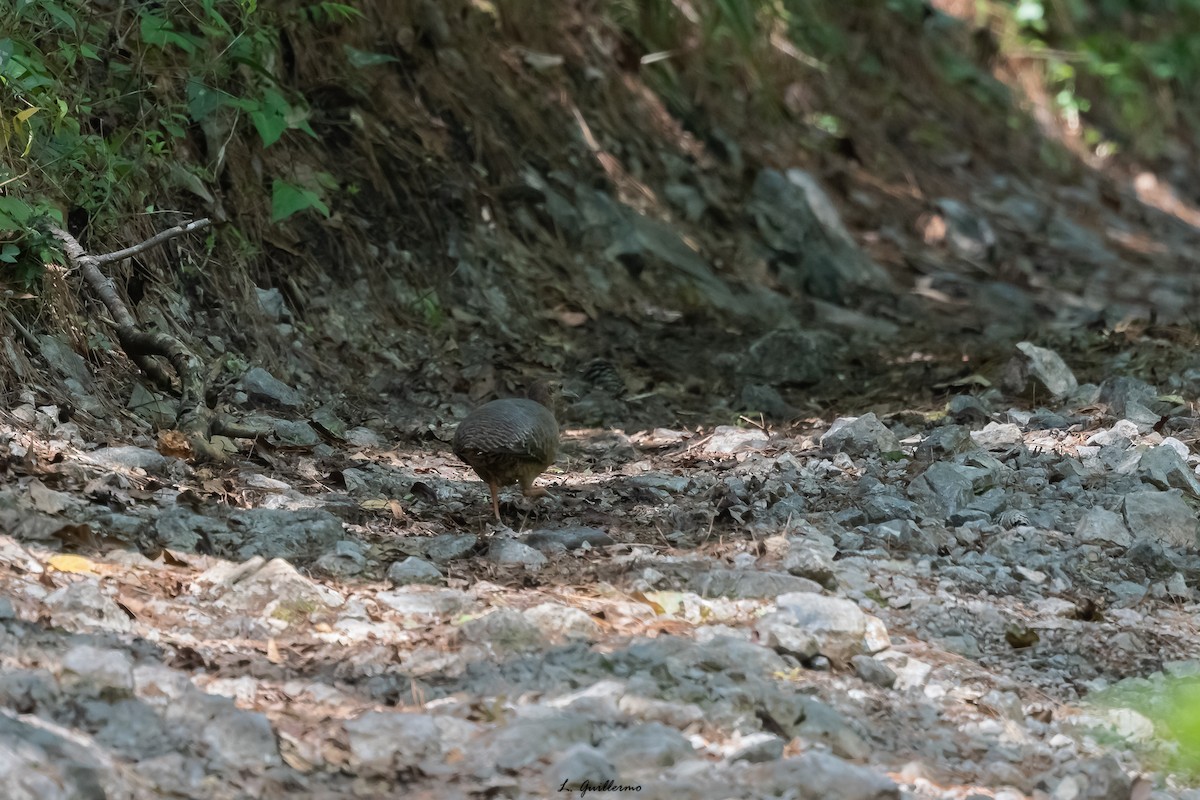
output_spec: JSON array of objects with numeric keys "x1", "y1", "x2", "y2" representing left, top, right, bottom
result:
[{"x1": 452, "y1": 396, "x2": 559, "y2": 519}]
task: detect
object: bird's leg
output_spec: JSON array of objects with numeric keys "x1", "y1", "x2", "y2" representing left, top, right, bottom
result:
[{"x1": 489, "y1": 481, "x2": 501, "y2": 520}]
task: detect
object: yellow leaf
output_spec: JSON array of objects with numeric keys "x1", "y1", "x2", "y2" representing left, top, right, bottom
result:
[
  {"x1": 47, "y1": 554, "x2": 99, "y2": 575},
  {"x1": 16, "y1": 107, "x2": 40, "y2": 124}
]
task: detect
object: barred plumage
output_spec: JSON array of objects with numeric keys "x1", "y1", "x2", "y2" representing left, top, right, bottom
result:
[{"x1": 452, "y1": 396, "x2": 558, "y2": 519}]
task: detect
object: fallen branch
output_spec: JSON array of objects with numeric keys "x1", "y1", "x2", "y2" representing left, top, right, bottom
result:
[{"x1": 48, "y1": 220, "x2": 240, "y2": 462}]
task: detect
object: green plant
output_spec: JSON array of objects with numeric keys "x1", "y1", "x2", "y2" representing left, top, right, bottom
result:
[
  {"x1": 1000, "y1": 0, "x2": 1200, "y2": 157},
  {"x1": 0, "y1": 0, "x2": 345, "y2": 290}
]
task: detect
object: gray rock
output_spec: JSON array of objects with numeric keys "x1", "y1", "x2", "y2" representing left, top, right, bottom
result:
[
  {"x1": 44, "y1": 580, "x2": 133, "y2": 633},
  {"x1": 1076, "y1": 507, "x2": 1133, "y2": 547},
  {"x1": 688, "y1": 569, "x2": 823, "y2": 599},
  {"x1": 375, "y1": 588, "x2": 472, "y2": 617},
  {"x1": 486, "y1": 538, "x2": 548, "y2": 568},
  {"x1": 935, "y1": 198, "x2": 996, "y2": 262},
  {"x1": 201, "y1": 707, "x2": 281, "y2": 770},
  {"x1": 272, "y1": 419, "x2": 320, "y2": 447},
  {"x1": 522, "y1": 527, "x2": 614, "y2": 553},
  {"x1": 1100, "y1": 376, "x2": 1161, "y2": 423},
  {"x1": 748, "y1": 168, "x2": 892, "y2": 301},
  {"x1": 628, "y1": 473, "x2": 691, "y2": 494},
  {"x1": 969, "y1": 422, "x2": 1022, "y2": 450},
  {"x1": 255, "y1": 287, "x2": 287, "y2": 320},
  {"x1": 756, "y1": 611, "x2": 819, "y2": 659},
  {"x1": 822, "y1": 413, "x2": 901, "y2": 456},
  {"x1": 483, "y1": 713, "x2": 595, "y2": 771},
  {"x1": 424, "y1": 533, "x2": 478, "y2": 563},
  {"x1": 344, "y1": 712, "x2": 443, "y2": 774},
  {"x1": 948, "y1": 394, "x2": 992, "y2": 424},
  {"x1": 212, "y1": 557, "x2": 344, "y2": 619},
  {"x1": 154, "y1": 506, "x2": 229, "y2": 552},
  {"x1": 344, "y1": 427, "x2": 384, "y2": 447},
  {"x1": 1124, "y1": 489, "x2": 1198, "y2": 548},
  {"x1": 458, "y1": 609, "x2": 545, "y2": 655},
  {"x1": 916, "y1": 425, "x2": 976, "y2": 460},
  {"x1": 1138, "y1": 445, "x2": 1200, "y2": 496},
  {"x1": 908, "y1": 461, "x2": 977, "y2": 517},
  {"x1": 309, "y1": 406, "x2": 347, "y2": 439},
  {"x1": 551, "y1": 745, "x2": 618, "y2": 791},
  {"x1": 225, "y1": 507, "x2": 345, "y2": 561},
  {"x1": 1038, "y1": 755, "x2": 1131, "y2": 800},
  {"x1": 79, "y1": 446, "x2": 182, "y2": 476},
  {"x1": 705, "y1": 425, "x2": 770, "y2": 454},
  {"x1": 61, "y1": 646, "x2": 135, "y2": 693},
  {"x1": 239, "y1": 367, "x2": 304, "y2": 409},
  {"x1": 746, "y1": 750, "x2": 898, "y2": 799},
  {"x1": 1015, "y1": 342, "x2": 1078, "y2": 397},
  {"x1": 387, "y1": 556, "x2": 444, "y2": 586},
  {"x1": 601, "y1": 722, "x2": 695, "y2": 771},
  {"x1": 0, "y1": 713, "x2": 118, "y2": 800},
  {"x1": 524, "y1": 602, "x2": 600, "y2": 642},
  {"x1": 742, "y1": 329, "x2": 841, "y2": 387},
  {"x1": 313, "y1": 539, "x2": 367, "y2": 578},
  {"x1": 792, "y1": 695, "x2": 872, "y2": 759},
  {"x1": 773, "y1": 592, "x2": 870, "y2": 664},
  {"x1": 729, "y1": 732, "x2": 786, "y2": 763},
  {"x1": 852, "y1": 654, "x2": 897, "y2": 688},
  {"x1": 741, "y1": 384, "x2": 797, "y2": 419},
  {"x1": 781, "y1": 544, "x2": 837, "y2": 589}
]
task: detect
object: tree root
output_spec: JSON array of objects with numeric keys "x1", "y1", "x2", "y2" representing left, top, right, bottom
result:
[{"x1": 48, "y1": 220, "x2": 263, "y2": 462}]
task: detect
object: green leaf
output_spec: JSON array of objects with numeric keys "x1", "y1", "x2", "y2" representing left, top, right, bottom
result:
[
  {"x1": 140, "y1": 12, "x2": 202, "y2": 53},
  {"x1": 186, "y1": 78, "x2": 230, "y2": 122},
  {"x1": 344, "y1": 45, "x2": 398, "y2": 68},
  {"x1": 250, "y1": 89, "x2": 292, "y2": 147},
  {"x1": 0, "y1": 243, "x2": 19, "y2": 263},
  {"x1": 271, "y1": 180, "x2": 329, "y2": 222},
  {"x1": 0, "y1": 196, "x2": 35, "y2": 230},
  {"x1": 42, "y1": 1, "x2": 79, "y2": 32}
]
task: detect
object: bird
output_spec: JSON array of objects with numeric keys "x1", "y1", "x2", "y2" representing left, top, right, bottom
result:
[{"x1": 452, "y1": 382, "x2": 560, "y2": 520}]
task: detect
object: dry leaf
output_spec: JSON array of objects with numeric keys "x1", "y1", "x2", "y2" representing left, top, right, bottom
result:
[
  {"x1": 630, "y1": 590, "x2": 665, "y2": 615},
  {"x1": 46, "y1": 553, "x2": 101, "y2": 575},
  {"x1": 158, "y1": 430, "x2": 193, "y2": 459},
  {"x1": 388, "y1": 499, "x2": 406, "y2": 519},
  {"x1": 266, "y1": 638, "x2": 283, "y2": 664}
]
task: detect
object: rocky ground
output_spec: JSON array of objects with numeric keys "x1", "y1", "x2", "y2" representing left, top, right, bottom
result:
[
  {"x1": 14, "y1": 2, "x2": 1200, "y2": 798},
  {"x1": 11, "y1": 63, "x2": 1200, "y2": 797},
  {"x1": 5, "y1": 335, "x2": 1200, "y2": 799}
]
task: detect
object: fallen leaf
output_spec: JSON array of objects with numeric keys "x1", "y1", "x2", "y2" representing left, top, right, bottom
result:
[
  {"x1": 46, "y1": 553, "x2": 100, "y2": 575},
  {"x1": 157, "y1": 429, "x2": 192, "y2": 459}
]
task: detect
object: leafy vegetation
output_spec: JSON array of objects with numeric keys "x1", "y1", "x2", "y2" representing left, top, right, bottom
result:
[
  {"x1": 1002, "y1": 0, "x2": 1200, "y2": 157},
  {"x1": 0, "y1": 0, "x2": 343, "y2": 285}
]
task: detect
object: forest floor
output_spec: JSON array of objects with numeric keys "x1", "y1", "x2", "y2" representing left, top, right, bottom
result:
[{"x1": 8, "y1": 3, "x2": 1200, "y2": 800}]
